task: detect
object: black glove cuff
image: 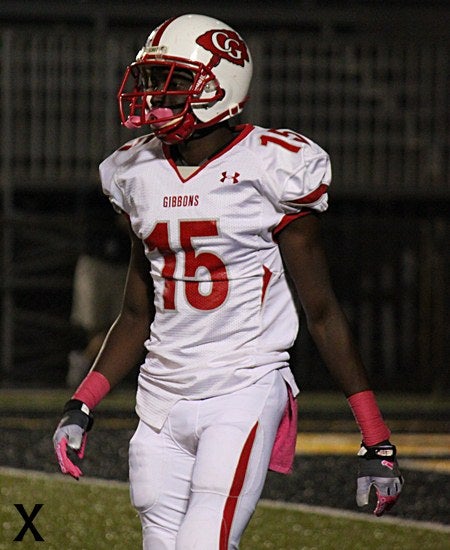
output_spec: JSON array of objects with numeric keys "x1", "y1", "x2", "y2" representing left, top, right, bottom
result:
[
  {"x1": 358, "y1": 441, "x2": 396, "y2": 460},
  {"x1": 63, "y1": 399, "x2": 94, "y2": 431}
]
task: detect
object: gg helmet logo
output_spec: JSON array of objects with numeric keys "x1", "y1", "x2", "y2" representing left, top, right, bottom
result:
[{"x1": 196, "y1": 29, "x2": 250, "y2": 67}]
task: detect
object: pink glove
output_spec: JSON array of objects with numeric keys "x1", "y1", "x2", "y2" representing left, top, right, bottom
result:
[
  {"x1": 356, "y1": 441, "x2": 403, "y2": 516},
  {"x1": 52, "y1": 400, "x2": 93, "y2": 479}
]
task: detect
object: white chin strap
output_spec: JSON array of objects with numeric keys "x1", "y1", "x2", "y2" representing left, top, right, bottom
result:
[{"x1": 148, "y1": 108, "x2": 183, "y2": 130}]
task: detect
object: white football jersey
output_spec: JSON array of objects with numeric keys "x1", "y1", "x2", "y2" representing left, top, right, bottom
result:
[{"x1": 100, "y1": 124, "x2": 331, "y2": 429}]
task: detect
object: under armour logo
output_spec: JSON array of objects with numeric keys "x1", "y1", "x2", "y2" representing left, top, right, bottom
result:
[
  {"x1": 13, "y1": 503, "x2": 44, "y2": 541},
  {"x1": 220, "y1": 171, "x2": 240, "y2": 184}
]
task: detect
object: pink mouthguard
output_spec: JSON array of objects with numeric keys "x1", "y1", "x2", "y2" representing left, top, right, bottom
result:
[
  {"x1": 147, "y1": 108, "x2": 177, "y2": 128},
  {"x1": 124, "y1": 108, "x2": 175, "y2": 129}
]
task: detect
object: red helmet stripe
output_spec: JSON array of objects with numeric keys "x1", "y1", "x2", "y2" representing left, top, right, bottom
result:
[{"x1": 152, "y1": 16, "x2": 178, "y2": 45}]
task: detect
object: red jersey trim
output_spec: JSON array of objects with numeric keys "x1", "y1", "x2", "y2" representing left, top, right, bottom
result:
[
  {"x1": 261, "y1": 265, "x2": 272, "y2": 304},
  {"x1": 118, "y1": 134, "x2": 154, "y2": 151},
  {"x1": 287, "y1": 183, "x2": 328, "y2": 205},
  {"x1": 273, "y1": 210, "x2": 312, "y2": 237},
  {"x1": 162, "y1": 124, "x2": 255, "y2": 183}
]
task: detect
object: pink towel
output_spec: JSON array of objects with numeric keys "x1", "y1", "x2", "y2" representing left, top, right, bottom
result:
[{"x1": 269, "y1": 387, "x2": 298, "y2": 474}]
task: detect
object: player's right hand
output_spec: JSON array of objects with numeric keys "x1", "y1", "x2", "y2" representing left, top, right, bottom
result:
[{"x1": 53, "y1": 399, "x2": 94, "y2": 479}]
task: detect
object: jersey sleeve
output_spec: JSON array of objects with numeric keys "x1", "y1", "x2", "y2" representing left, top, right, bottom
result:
[
  {"x1": 98, "y1": 133, "x2": 155, "y2": 214},
  {"x1": 99, "y1": 152, "x2": 128, "y2": 214},
  {"x1": 100, "y1": 179, "x2": 124, "y2": 214},
  {"x1": 270, "y1": 135, "x2": 331, "y2": 235},
  {"x1": 280, "y1": 146, "x2": 331, "y2": 214}
]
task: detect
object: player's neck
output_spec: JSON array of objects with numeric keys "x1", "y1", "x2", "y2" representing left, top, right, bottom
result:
[{"x1": 173, "y1": 124, "x2": 236, "y2": 166}]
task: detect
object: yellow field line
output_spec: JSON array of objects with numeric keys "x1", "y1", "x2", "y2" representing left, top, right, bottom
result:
[
  {"x1": 399, "y1": 459, "x2": 450, "y2": 474},
  {"x1": 296, "y1": 433, "x2": 450, "y2": 474},
  {"x1": 296, "y1": 433, "x2": 450, "y2": 457}
]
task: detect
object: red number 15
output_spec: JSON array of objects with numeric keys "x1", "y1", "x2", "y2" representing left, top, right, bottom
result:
[
  {"x1": 145, "y1": 220, "x2": 229, "y2": 311},
  {"x1": 260, "y1": 129, "x2": 308, "y2": 152}
]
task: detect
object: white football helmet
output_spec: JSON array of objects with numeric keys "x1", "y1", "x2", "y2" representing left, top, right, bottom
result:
[{"x1": 118, "y1": 14, "x2": 253, "y2": 143}]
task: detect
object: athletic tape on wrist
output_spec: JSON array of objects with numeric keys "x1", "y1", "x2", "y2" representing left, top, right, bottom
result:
[
  {"x1": 72, "y1": 371, "x2": 111, "y2": 410},
  {"x1": 347, "y1": 390, "x2": 391, "y2": 446}
]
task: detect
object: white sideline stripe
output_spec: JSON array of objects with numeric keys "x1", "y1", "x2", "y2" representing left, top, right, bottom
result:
[
  {"x1": 1, "y1": 467, "x2": 449, "y2": 534},
  {"x1": 258, "y1": 499, "x2": 450, "y2": 533},
  {"x1": 0, "y1": 466, "x2": 129, "y2": 489}
]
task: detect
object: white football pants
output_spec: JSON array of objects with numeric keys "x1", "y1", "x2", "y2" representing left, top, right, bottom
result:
[{"x1": 128, "y1": 369, "x2": 288, "y2": 549}]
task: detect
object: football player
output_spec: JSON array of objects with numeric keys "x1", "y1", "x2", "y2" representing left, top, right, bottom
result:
[{"x1": 53, "y1": 14, "x2": 403, "y2": 549}]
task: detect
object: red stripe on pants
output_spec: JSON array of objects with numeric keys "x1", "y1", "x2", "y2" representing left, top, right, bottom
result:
[{"x1": 219, "y1": 422, "x2": 259, "y2": 549}]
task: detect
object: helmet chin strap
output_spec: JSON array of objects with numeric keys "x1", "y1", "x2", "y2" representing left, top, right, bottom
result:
[
  {"x1": 148, "y1": 106, "x2": 206, "y2": 144},
  {"x1": 125, "y1": 106, "x2": 219, "y2": 145},
  {"x1": 157, "y1": 116, "x2": 233, "y2": 146}
]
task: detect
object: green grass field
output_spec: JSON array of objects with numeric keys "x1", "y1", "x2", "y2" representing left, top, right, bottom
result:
[{"x1": 0, "y1": 470, "x2": 448, "y2": 550}]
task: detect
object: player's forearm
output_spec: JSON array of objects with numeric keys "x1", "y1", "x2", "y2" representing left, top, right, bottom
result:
[
  {"x1": 306, "y1": 302, "x2": 370, "y2": 396},
  {"x1": 89, "y1": 309, "x2": 149, "y2": 389},
  {"x1": 307, "y1": 304, "x2": 391, "y2": 445},
  {"x1": 69, "y1": 311, "x2": 148, "y2": 410}
]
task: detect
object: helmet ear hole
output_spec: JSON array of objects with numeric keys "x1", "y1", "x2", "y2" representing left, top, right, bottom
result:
[{"x1": 194, "y1": 80, "x2": 225, "y2": 111}]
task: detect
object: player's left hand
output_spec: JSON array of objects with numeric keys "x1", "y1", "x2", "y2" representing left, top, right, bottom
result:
[
  {"x1": 52, "y1": 399, "x2": 94, "y2": 480},
  {"x1": 356, "y1": 440, "x2": 403, "y2": 516}
]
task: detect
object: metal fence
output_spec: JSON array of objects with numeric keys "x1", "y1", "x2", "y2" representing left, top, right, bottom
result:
[
  {"x1": 1, "y1": 25, "x2": 449, "y2": 389},
  {"x1": 1, "y1": 27, "x2": 448, "y2": 194}
]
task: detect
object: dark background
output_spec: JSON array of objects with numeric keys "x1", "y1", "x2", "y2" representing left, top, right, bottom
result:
[{"x1": 0, "y1": 1, "x2": 449, "y2": 393}]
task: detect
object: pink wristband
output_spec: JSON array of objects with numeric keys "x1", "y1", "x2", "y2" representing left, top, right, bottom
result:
[
  {"x1": 72, "y1": 371, "x2": 111, "y2": 410},
  {"x1": 347, "y1": 390, "x2": 391, "y2": 446}
]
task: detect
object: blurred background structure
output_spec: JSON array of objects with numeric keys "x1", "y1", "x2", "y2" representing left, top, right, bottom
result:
[{"x1": 1, "y1": 1, "x2": 449, "y2": 391}]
